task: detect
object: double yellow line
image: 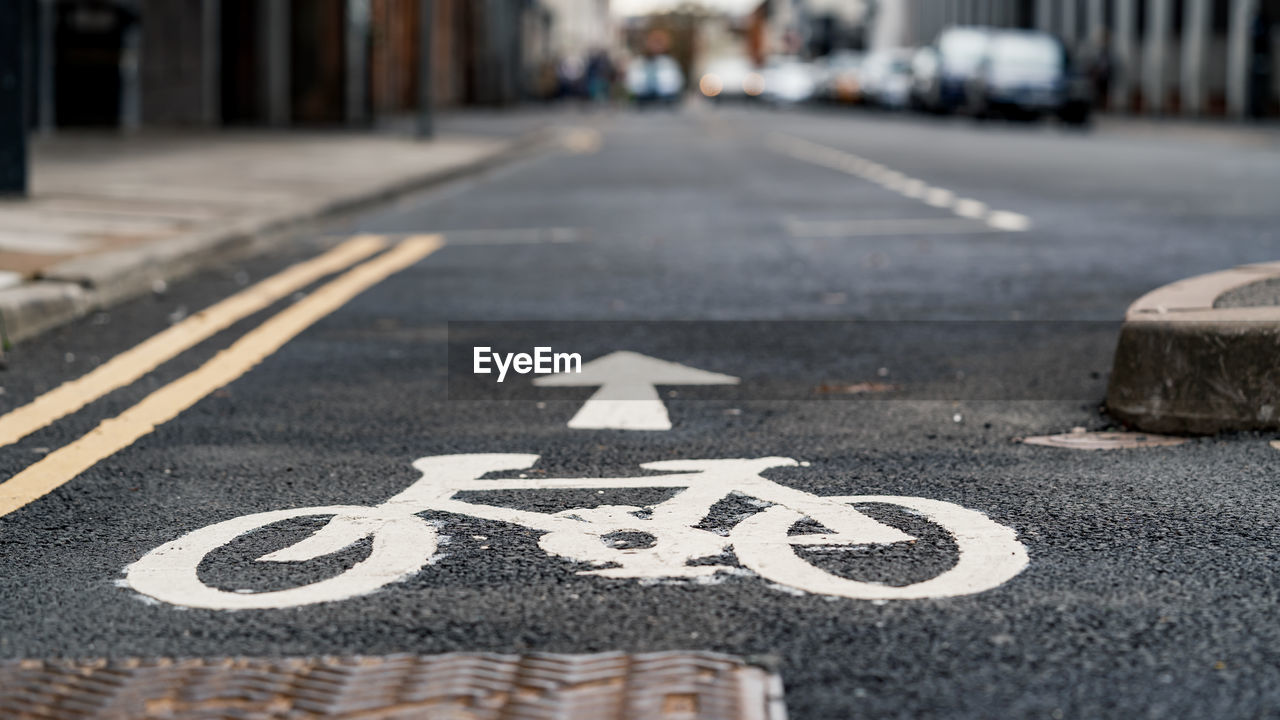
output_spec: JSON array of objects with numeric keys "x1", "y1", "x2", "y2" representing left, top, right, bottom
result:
[{"x1": 0, "y1": 234, "x2": 443, "y2": 518}]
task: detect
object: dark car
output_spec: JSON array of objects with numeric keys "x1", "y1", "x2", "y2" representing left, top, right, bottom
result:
[
  {"x1": 910, "y1": 26, "x2": 992, "y2": 113},
  {"x1": 967, "y1": 30, "x2": 1091, "y2": 124}
]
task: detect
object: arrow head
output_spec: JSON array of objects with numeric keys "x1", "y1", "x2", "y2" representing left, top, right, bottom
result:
[{"x1": 533, "y1": 351, "x2": 739, "y2": 388}]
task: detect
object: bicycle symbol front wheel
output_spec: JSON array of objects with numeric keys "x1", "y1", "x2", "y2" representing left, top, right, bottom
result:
[
  {"x1": 730, "y1": 495, "x2": 1028, "y2": 600},
  {"x1": 126, "y1": 505, "x2": 438, "y2": 610}
]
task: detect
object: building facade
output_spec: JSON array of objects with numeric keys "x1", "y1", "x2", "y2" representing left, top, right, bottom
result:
[
  {"x1": 878, "y1": 0, "x2": 1278, "y2": 118},
  {"x1": 26, "y1": 0, "x2": 547, "y2": 131}
]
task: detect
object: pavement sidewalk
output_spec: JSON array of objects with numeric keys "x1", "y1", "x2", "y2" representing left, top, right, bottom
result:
[
  {"x1": 1091, "y1": 113, "x2": 1280, "y2": 148},
  {"x1": 0, "y1": 120, "x2": 548, "y2": 345}
]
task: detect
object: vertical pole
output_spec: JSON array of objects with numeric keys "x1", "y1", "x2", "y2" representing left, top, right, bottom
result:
[
  {"x1": 1111, "y1": 0, "x2": 1135, "y2": 111},
  {"x1": 120, "y1": 10, "x2": 141, "y2": 130},
  {"x1": 346, "y1": 0, "x2": 369, "y2": 124},
  {"x1": 202, "y1": 0, "x2": 221, "y2": 125},
  {"x1": 1181, "y1": 0, "x2": 1208, "y2": 115},
  {"x1": 1143, "y1": 0, "x2": 1169, "y2": 114},
  {"x1": 0, "y1": 0, "x2": 28, "y2": 196},
  {"x1": 261, "y1": 0, "x2": 291, "y2": 126},
  {"x1": 1086, "y1": 0, "x2": 1105, "y2": 47},
  {"x1": 1226, "y1": 0, "x2": 1257, "y2": 118},
  {"x1": 990, "y1": 0, "x2": 1006, "y2": 28},
  {"x1": 1036, "y1": 0, "x2": 1054, "y2": 33},
  {"x1": 37, "y1": 0, "x2": 54, "y2": 133},
  {"x1": 1062, "y1": 0, "x2": 1078, "y2": 48},
  {"x1": 417, "y1": 0, "x2": 433, "y2": 138}
]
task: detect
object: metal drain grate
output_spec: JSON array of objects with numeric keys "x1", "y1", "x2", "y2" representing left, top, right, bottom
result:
[{"x1": 0, "y1": 652, "x2": 786, "y2": 720}]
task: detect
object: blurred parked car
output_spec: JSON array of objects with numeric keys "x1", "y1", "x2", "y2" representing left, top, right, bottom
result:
[
  {"x1": 910, "y1": 26, "x2": 991, "y2": 113},
  {"x1": 762, "y1": 56, "x2": 818, "y2": 106},
  {"x1": 966, "y1": 30, "x2": 1091, "y2": 124},
  {"x1": 816, "y1": 51, "x2": 864, "y2": 104},
  {"x1": 859, "y1": 49, "x2": 913, "y2": 109},
  {"x1": 699, "y1": 57, "x2": 760, "y2": 102},
  {"x1": 627, "y1": 54, "x2": 684, "y2": 106}
]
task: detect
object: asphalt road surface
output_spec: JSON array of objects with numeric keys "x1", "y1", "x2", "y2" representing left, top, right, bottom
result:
[{"x1": 3, "y1": 106, "x2": 1280, "y2": 719}]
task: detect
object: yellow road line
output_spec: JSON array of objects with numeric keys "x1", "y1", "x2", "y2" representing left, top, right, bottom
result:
[
  {"x1": 0, "y1": 235, "x2": 443, "y2": 519},
  {"x1": 0, "y1": 234, "x2": 389, "y2": 449}
]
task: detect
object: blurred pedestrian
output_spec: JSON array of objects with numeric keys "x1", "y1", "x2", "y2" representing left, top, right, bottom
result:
[
  {"x1": 585, "y1": 49, "x2": 615, "y2": 105},
  {"x1": 558, "y1": 55, "x2": 586, "y2": 100},
  {"x1": 1086, "y1": 30, "x2": 1113, "y2": 110}
]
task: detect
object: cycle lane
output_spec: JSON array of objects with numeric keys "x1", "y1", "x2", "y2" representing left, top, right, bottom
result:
[{"x1": 1, "y1": 255, "x2": 1275, "y2": 718}]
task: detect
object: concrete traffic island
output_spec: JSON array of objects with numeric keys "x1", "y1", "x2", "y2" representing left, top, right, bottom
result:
[{"x1": 1107, "y1": 261, "x2": 1280, "y2": 434}]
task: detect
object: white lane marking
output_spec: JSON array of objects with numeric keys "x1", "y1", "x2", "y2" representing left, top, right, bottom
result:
[
  {"x1": 439, "y1": 227, "x2": 587, "y2": 245},
  {"x1": 127, "y1": 454, "x2": 1028, "y2": 609},
  {"x1": 986, "y1": 210, "x2": 1032, "y2": 232},
  {"x1": 533, "y1": 351, "x2": 739, "y2": 431},
  {"x1": 766, "y1": 134, "x2": 1032, "y2": 232},
  {"x1": 784, "y1": 217, "x2": 992, "y2": 238},
  {"x1": 560, "y1": 127, "x2": 604, "y2": 153},
  {"x1": 953, "y1": 198, "x2": 989, "y2": 219},
  {"x1": 900, "y1": 179, "x2": 928, "y2": 198},
  {"x1": 924, "y1": 187, "x2": 956, "y2": 208}
]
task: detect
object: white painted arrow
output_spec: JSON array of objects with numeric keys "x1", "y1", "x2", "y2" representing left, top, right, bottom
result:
[{"x1": 533, "y1": 351, "x2": 739, "y2": 430}]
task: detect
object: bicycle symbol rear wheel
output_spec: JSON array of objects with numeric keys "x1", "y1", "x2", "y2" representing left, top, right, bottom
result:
[
  {"x1": 730, "y1": 495, "x2": 1028, "y2": 600},
  {"x1": 126, "y1": 506, "x2": 438, "y2": 610}
]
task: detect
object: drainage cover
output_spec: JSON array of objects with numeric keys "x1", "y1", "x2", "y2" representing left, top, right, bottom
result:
[
  {"x1": 1021, "y1": 430, "x2": 1189, "y2": 450},
  {"x1": 0, "y1": 652, "x2": 785, "y2": 720}
]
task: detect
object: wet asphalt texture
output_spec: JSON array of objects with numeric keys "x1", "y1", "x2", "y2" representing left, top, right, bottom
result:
[{"x1": 2, "y1": 106, "x2": 1280, "y2": 719}]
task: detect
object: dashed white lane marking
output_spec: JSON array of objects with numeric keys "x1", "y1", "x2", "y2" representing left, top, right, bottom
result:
[
  {"x1": 952, "y1": 198, "x2": 989, "y2": 220},
  {"x1": 439, "y1": 227, "x2": 586, "y2": 245},
  {"x1": 767, "y1": 134, "x2": 1033, "y2": 233},
  {"x1": 784, "y1": 217, "x2": 992, "y2": 238},
  {"x1": 560, "y1": 127, "x2": 604, "y2": 154},
  {"x1": 987, "y1": 210, "x2": 1033, "y2": 232}
]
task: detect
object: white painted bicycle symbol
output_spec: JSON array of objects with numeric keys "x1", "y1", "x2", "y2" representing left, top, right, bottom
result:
[{"x1": 126, "y1": 454, "x2": 1028, "y2": 609}]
